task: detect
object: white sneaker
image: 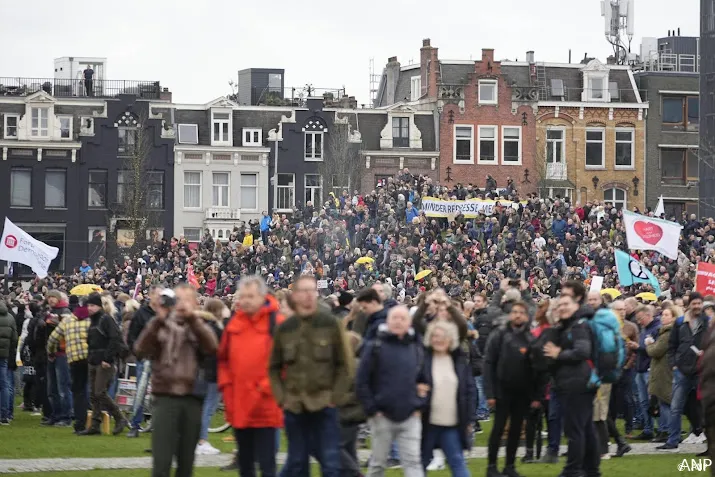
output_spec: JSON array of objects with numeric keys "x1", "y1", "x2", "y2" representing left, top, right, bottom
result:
[
  {"x1": 426, "y1": 453, "x2": 445, "y2": 471},
  {"x1": 195, "y1": 442, "x2": 221, "y2": 455},
  {"x1": 683, "y1": 433, "x2": 698, "y2": 444},
  {"x1": 694, "y1": 433, "x2": 707, "y2": 444},
  {"x1": 601, "y1": 454, "x2": 611, "y2": 460}
]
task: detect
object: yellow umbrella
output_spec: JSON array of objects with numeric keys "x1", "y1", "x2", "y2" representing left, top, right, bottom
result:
[
  {"x1": 600, "y1": 288, "x2": 621, "y2": 299},
  {"x1": 356, "y1": 257, "x2": 374, "y2": 265},
  {"x1": 70, "y1": 284, "x2": 103, "y2": 296},
  {"x1": 636, "y1": 292, "x2": 658, "y2": 302},
  {"x1": 415, "y1": 269, "x2": 432, "y2": 281}
]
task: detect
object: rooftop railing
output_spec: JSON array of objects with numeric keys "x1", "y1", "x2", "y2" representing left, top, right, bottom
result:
[{"x1": 0, "y1": 78, "x2": 162, "y2": 99}]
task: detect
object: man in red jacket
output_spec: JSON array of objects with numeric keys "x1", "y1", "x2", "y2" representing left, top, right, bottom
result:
[{"x1": 218, "y1": 276, "x2": 284, "y2": 476}]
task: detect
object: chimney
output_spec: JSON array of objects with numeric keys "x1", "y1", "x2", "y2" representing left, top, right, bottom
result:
[
  {"x1": 482, "y1": 48, "x2": 495, "y2": 65},
  {"x1": 678, "y1": 27, "x2": 681, "y2": 36},
  {"x1": 385, "y1": 56, "x2": 400, "y2": 105},
  {"x1": 160, "y1": 87, "x2": 172, "y2": 102},
  {"x1": 526, "y1": 51, "x2": 535, "y2": 64},
  {"x1": 420, "y1": 39, "x2": 440, "y2": 99}
]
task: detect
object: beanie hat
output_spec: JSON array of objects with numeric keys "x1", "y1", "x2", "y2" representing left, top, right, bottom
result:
[
  {"x1": 86, "y1": 293, "x2": 103, "y2": 307},
  {"x1": 46, "y1": 290, "x2": 63, "y2": 301},
  {"x1": 338, "y1": 291, "x2": 354, "y2": 308}
]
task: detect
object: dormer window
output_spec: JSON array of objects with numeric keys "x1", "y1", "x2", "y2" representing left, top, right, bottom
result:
[
  {"x1": 31, "y1": 107, "x2": 49, "y2": 137},
  {"x1": 581, "y1": 59, "x2": 610, "y2": 102},
  {"x1": 243, "y1": 128, "x2": 262, "y2": 147},
  {"x1": 478, "y1": 80, "x2": 498, "y2": 105},
  {"x1": 589, "y1": 77, "x2": 604, "y2": 100},
  {"x1": 212, "y1": 111, "x2": 232, "y2": 145},
  {"x1": 303, "y1": 117, "x2": 327, "y2": 161}
]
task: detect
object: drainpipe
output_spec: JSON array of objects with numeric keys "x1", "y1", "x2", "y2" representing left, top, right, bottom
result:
[{"x1": 273, "y1": 139, "x2": 279, "y2": 212}]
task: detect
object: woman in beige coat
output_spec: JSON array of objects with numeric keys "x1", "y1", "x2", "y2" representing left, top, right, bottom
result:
[{"x1": 646, "y1": 305, "x2": 680, "y2": 442}]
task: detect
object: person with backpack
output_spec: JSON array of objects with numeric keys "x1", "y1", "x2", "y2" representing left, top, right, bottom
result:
[
  {"x1": 78, "y1": 292, "x2": 128, "y2": 436},
  {"x1": 217, "y1": 276, "x2": 284, "y2": 474},
  {"x1": 544, "y1": 284, "x2": 600, "y2": 477},
  {"x1": 484, "y1": 300, "x2": 544, "y2": 477}
]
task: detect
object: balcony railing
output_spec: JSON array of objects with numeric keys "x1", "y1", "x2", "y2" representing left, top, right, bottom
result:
[
  {"x1": 205, "y1": 207, "x2": 242, "y2": 221},
  {"x1": 276, "y1": 186, "x2": 295, "y2": 210},
  {"x1": 0, "y1": 78, "x2": 162, "y2": 99},
  {"x1": 519, "y1": 86, "x2": 648, "y2": 103},
  {"x1": 250, "y1": 86, "x2": 347, "y2": 107}
]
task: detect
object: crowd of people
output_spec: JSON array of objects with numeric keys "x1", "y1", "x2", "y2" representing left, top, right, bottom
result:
[{"x1": 0, "y1": 171, "x2": 714, "y2": 477}]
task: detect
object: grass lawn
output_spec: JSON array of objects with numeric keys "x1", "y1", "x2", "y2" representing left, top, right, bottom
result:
[{"x1": 7, "y1": 455, "x2": 693, "y2": 477}]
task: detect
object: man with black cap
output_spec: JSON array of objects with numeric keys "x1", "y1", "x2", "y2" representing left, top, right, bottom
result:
[
  {"x1": 335, "y1": 291, "x2": 353, "y2": 321},
  {"x1": 78, "y1": 292, "x2": 127, "y2": 436}
]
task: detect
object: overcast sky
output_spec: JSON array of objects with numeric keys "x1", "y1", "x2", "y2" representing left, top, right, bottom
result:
[{"x1": 0, "y1": 0, "x2": 700, "y2": 106}]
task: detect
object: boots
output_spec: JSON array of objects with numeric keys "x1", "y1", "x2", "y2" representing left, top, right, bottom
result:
[
  {"x1": 538, "y1": 449, "x2": 559, "y2": 463},
  {"x1": 486, "y1": 464, "x2": 504, "y2": 477},
  {"x1": 113, "y1": 418, "x2": 128, "y2": 436},
  {"x1": 521, "y1": 449, "x2": 535, "y2": 463},
  {"x1": 502, "y1": 465, "x2": 524, "y2": 477},
  {"x1": 77, "y1": 425, "x2": 101, "y2": 436},
  {"x1": 613, "y1": 437, "x2": 632, "y2": 458}
]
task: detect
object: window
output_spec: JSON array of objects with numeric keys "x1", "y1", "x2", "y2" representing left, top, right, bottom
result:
[
  {"x1": 664, "y1": 201, "x2": 699, "y2": 219},
  {"x1": 4, "y1": 114, "x2": 19, "y2": 138},
  {"x1": 546, "y1": 129, "x2": 564, "y2": 164},
  {"x1": 305, "y1": 131, "x2": 323, "y2": 161},
  {"x1": 243, "y1": 128, "x2": 262, "y2": 146},
  {"x1": 45, "y1": 169, "x2": 66, "y2": 208},
  {"x1": 212, "y1": 111, "x2": 231, "y2": 144},
  {"x1": 305, "y1": 174, "x2": 322, "y2": 206},
  {"x1": 240, "y1": 173, "x2": 258, "y2": 209},
  {"x1": 183, "y1": 171, "x2": 202, "y2": 208},
  {"x1": 332, "y1": 175, "x2": 350, "y2": 195},
  {"x1": 177, "y1": 124, "x2": 198, "y2": 144},
  {"x1": 276, "y1": 173, "x2": 295, "y2": 210},
  {"x1": 118, "y1": 127, "x2": 137, "y2": 155},
  {"x1": 147, "y1": 172, "x2": 164, "y2": 209},
  {"x1": 478, "y1": 80, "x2": 498, "y2": 105},
  {"x1": 454, "y1": 125, "x2": 474, "y2": 163},
  {"x1": 410, "y1": 76, "x2": 421, "y2": 101},
  {"x1": 31, "y1": 107, "x2": 49, "y2": 137},
  {"x1": 58, "y1": 116, "x2": 72, "y2": 139},
  {"x1": 117, "y1": 171, "x2": 132, "y2": 205},
  {"x1": 585, "y1": 128, "x2": 605, "y2": 168},
  {"x1": 392, "y1": 117, "x2": 409, "y2": 147},
  {"x1": 661, "y1": 149, "x2": 699, "y2": 185},
  {"x1": 615, "y1": 128, "x2": 634, "y2": 169},
  {"x1": 603, "y1": 188, "x2": 627, "y2": 210},
  {"x1": 662, "y1": 95, "x2": 699, "y2": 131},
  {"x1": 375, "y1": 175, "x2": 391, "y2": 188},
  {"x1": 589, "y1": 77, "x2": 604, "y2": 100},
  {"x1": 88, "y1": 170, "x2": 107, "y2": 208},
  {"x1": 10, "y1": 168, "x2": 31, "y2": 207},
  {"x1": 183, "y1": 228, "x2": 202, "y2": 242},
  {"x1": 212, "y1": 172, "x2": 230, "y2": 207},
  {"x1": 268, "y1": 73, "x2": 282, "y2": 90},
  {"x1": 502, "y1": 126, "x2": 522, "y2": 164},
  {"x1": 478, "y1": 126, "x2": 497, "y2": 163}
]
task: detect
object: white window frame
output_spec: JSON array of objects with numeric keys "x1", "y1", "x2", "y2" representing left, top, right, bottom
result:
[
  {"x1": 239, "y1": 173, "x2": 258, "y2": 210},
  {"x1": 546, "y1": 127, "x2": 565, "y2": 164},
  {"x1": 183, "y1": 171, "x2": 202, "y2": 209},
  {"x1": 305, "y1": 131, "x2": 323, "y2": 161},
  {"x1": 211, "y1": 109, "x2": 232, "y2": 146},
  {"x1": 305, "y1": 174, "x2": 322, "y2": 206},
  {"x1": 276, "y1": 173, "x2": 295, "y2": 210},
  {"x1": 453, "y1": 125, "x2": 474, "y2": 164},
  {"x1": 410, "y1": 76, "x2": 421, "y2": 101},
  {"x1": 242, "y1": 128, "x2": 262, "y2": 147},
  {"x1": 4, "y1": 114, "x2": 19, "y2": 139},
  {"x1": 57, "y1": 115, "x2": 72, "y2": 140},
  {"x1": 212, "y1": 172, "x2": 230, "y2": 208},
  {"x1": 31, "y1": 107, "x2": 49, "y2": 137},
  {"x1": 501, "y1": 126, "x2": 522, "y2": 165},
  {"x1": 614, "y1": 127, "x2": 635, "y2": 170},
  {"x1": 183, "y1": 227, "x2": 202, "y2": 242},
  {"x1": 604, "y1": 187, "x2": 627, "y2": 210},
  {"x1": 477, "y1": 125, "x2": 498, "y2": 165},
  {"x1": 177, "y1": 124, "x2": 199, "y2": 145},
  {"x1": 583, "y1": 71, "x2": 610, "y2": 102},
  {"x1": 585, "y1": 127, "x2": 606, "y2": 169},
  {"x1": 478, "y1": 80, "x2": 498, "y2": 105}
]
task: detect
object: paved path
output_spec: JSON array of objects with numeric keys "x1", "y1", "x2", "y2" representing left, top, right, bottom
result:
[{"x1": 0, "y1": 444, "x2": 704, "y2": 474}]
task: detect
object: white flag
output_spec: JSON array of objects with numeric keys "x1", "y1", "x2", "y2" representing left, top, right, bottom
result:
[
  {"x1": 654, "y1": 196, "x2": 665, "y2": 218},
  {"x1": 623, "y1": 210, "x2": 682, "y2": 260},
  {"x1": 0, "y1": 218, "x2": 59, "y2": 278}
]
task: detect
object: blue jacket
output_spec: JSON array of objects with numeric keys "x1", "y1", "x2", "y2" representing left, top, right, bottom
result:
[
  {"x1": 422, "y1": 349, "x2": 477, "y2": 450},
  {"x1": 406, "y1": 207, "x2": 419, "y2": 224},
  {"x1": 356, "y1": 326, "x2": 426, "y2": 423},
  {"x1": 260, "y1": 216, "x2": 271, "y2": 232},
  {"x1": 551, "y1": 219, "x2": 566, "y2": 240},
  {"x1": 363, "y1": 308, "x2": 389, "y2": 342},
  {"x1": 635, "y1": 318, "x2": 660, "y2": 373}
]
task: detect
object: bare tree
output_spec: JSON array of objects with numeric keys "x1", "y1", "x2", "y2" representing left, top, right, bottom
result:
[{"x1": 318, "y1": 117, "x2": 362, "y2": 206}]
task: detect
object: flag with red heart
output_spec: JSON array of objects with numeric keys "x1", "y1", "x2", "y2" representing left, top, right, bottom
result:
[{"x1": 623, "y1": 210, "x2": 682, "y2": 260}]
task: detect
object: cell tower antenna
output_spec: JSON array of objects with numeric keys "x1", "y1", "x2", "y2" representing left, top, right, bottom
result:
[
  {"x1": 601, "y1": 0, "x2": 635, "y2": 65},
  {"x1": 369, "y1": 57, "x2": 380, "y2": 107}
]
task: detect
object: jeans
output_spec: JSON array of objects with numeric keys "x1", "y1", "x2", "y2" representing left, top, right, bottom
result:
[
  {"x1": 667, "y1": 369, "x2": 698, "y2": 446},
  {"x1": 131, "y1": 360, "x2": 151, "y2": 429},
  {"x1": 0, "y1": 359, "x2": 9, "y2": 420},
  {"x1": 282, "y1": 407, "x2": 341, "y2": 477},
  {"x1": 48, "y1": 356, "x2": 73, "y2": 422},
  {"x1": 367, "y1": 414, "x2": 423, "y2": 477},
  {"x1": 421, "y1": 425, "x2": 469, "y2": 477},
  {"x1": 476, "y1": 376, "x2": 489, "y2": 419},
  {"x1": 108, "y1": 373, "x2": 119, "y2": 399},
  {"x1": 235, "y1": 427, "x2": 277, "y2": 477},
  {"x1": 560, "y1": 392, "x2": 600, "y2": 477},
  {"x1": 658, "y1": 399, "x2": 671, "y2": 436},
  {"x1": 635, "y1": 371, "x2": 652, "y2": 434},
  {"x1": 199, "y1": 382, "x2": 220, "y2": 441},
  {"x1": 547, "y1": 389, "x2": 563, "y2": 454},
  {"x1": 7, "y1": 365, "x2": 14, "y2": 419}
]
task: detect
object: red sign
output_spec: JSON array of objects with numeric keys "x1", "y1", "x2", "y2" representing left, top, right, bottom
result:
[
  {"x1": 4, "y1": 235, "x2": 17, "y2": 248},
  {"x1": 695, "y1": 262, "x2": 715, "y2": 296},
  {"x1": 634, "y1": 221, "x2": 664, "y2": 245}
]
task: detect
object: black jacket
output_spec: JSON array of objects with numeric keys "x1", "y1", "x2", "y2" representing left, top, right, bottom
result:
[
  {"x1": 483, "y1": 323, "x2": 544, "y2": 402},
  {"x1": 363, "y1": 308, "x2": 389, "y2": 342},
  {"x1": 87, "y1": 311, "x2": 121, "y2": 366},
  {"x1": 550, "y1": 306, "x2": 595, "y2": 395},
  {"x1": 472, "y1": 307, "x2": 497, "y2": 354},
  {"x1": 127, "y1": 304, "x2": 155, "y2": 355},
  {"x1": 669, "y1": 312, "x2": 711, "y2": 376}
]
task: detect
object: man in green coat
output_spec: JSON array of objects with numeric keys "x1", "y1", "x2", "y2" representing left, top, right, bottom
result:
[{"x1": 0, "y1": 301, "x2": 18, "y2": 425}]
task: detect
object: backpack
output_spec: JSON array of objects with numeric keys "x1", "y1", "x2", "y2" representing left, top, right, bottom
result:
[{"x1": 581, "y1": 308, "x2": 625, "y2": 387}]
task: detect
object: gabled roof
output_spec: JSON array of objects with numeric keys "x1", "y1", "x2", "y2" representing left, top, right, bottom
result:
[
  {"x1": 205, "y1": 97, "x2": 238, "y2": 109},
  {"x1": 24, "y1": 90, "x2": 56, "y2": 104}
]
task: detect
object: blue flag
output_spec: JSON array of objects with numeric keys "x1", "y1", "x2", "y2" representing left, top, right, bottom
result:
[{"x1": 614, "y1": 250, "x2": 662, "y2": 296}]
